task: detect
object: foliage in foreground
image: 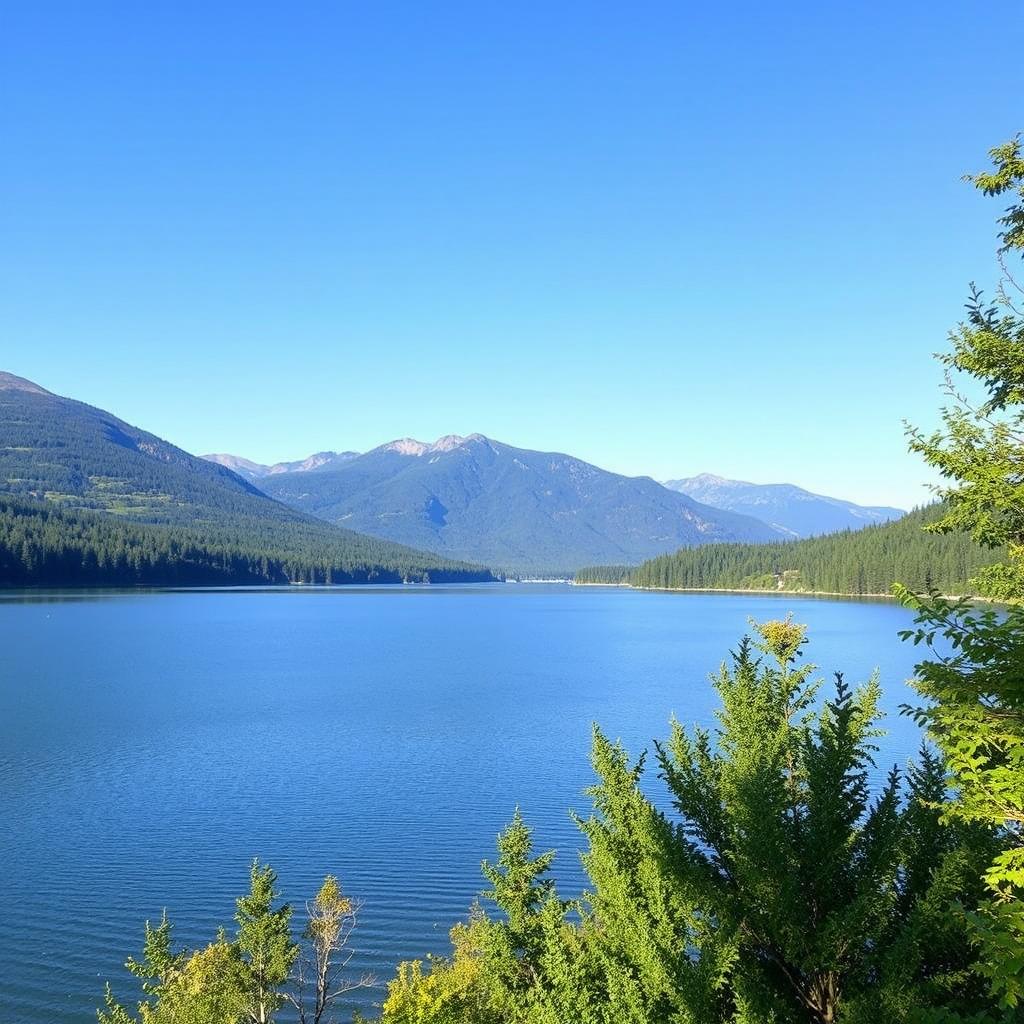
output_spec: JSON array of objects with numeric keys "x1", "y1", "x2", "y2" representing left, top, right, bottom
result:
[
  {"x1": 899, "y1": 133, "x2": 1024, "y2": 1007},
  {"x1": 101, "y1": 863, "x2": 370, "y2": 1024},
  {"x1": 379, "y1": 622, "x2": 1004, "y2": 1024},
  {"x1": 102, "y1": 623, "x2": 1007, "y2": 1024}
]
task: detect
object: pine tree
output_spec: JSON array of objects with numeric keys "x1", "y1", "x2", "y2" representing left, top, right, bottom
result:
[
  {"x1": 236, "y1": 861, "x2": 299, "y2": 1024},
  {"x1": 900, "y1": 134, "x2": 1024, "y2": 1008},
  {"x1": 378, "y1": 622, "x2": 999, "y2": 1023}
]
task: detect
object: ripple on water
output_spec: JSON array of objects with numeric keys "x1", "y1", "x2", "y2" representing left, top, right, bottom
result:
[{"x1": 0, "y1": 586, "x2": 928, "y2": 1022}]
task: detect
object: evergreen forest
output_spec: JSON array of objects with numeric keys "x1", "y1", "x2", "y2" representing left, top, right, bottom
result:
[{"x1": 575, "y1": 505, "x2": 1001, "y2": 596}]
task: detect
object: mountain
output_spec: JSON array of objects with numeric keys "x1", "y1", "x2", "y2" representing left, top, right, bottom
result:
[
  {"x1": 576, "y1": 504, "x2": 997, "y2": 597},
  {"x1": 202, "y1": 450, "x2": 360, "y2": 482},
  {"x1": 256, "y1": 434, "x2": 786, "y2": 573},
  {"x1": 663, "y1": 473, "x2": 905, "y2": 538},
  {"x1": 0, "y1": 372, "x2": 492, "y2": 584},
  {"x1": 0, "y1": 368, "x2": 319, "y2": 525},
  {"x1": 199, "y1": 453, "x2": 269, "y2": 483}
]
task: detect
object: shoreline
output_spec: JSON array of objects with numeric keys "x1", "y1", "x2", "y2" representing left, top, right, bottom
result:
[
  {"x1": 571, "y1": 582, "x2": 1004, "y2": 603},
  {"x1": 641, "y1": 585, "x2": 898, "y2": 599},
  {"x1": 572, "y1": 582, "x2": 897, "y2": 599}
]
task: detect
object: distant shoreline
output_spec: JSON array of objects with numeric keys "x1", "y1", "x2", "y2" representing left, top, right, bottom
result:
[
  {"x1": 644, "y1": 585, "x2": 897, "y2": 599},
  {"x1": 572, "y1": 581, "x2": 897, "y2": 599},
  {"x1": 572, "y1": 581, "x2": 1009, "y2": 605}
]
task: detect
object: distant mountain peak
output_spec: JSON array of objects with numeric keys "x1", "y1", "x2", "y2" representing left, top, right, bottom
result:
[
  {"x1": 383, "y1": 438, "x2": 431, "y2": 456},
  {"x1": 382, "y1": 434, "x2": 487, "y2": 456},
  {"x1": 688, "y1": 472, "x2": 729, "y2": 485},
  {"x1": 432, "y1": 434, "x2": 471, "y2": 452},
  {"x1": 663, "y1": 473, "x2": 905, "y2": 539},
  {"x1": 200, "y1": 450, "x2": 360, "y2": 481},
  {"x1": 0, "y1": 371, "x2": 52, "y2": 396},
  {"x1": 203, "y1": 453, "x2": 266, "y2": 473},
  {"x1": 266, "y1": 451, "x2": 346, "y2": 475}
]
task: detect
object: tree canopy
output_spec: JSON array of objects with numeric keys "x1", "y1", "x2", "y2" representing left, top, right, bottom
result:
[
  {"x1": 899, "y1": 133, "x2": 1024, "y2": 1008},
  {"x1": 377, "y1": 622, "x2": 1001, "y2": 1024}
]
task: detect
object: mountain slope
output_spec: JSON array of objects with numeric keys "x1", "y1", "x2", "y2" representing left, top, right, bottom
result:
[
  {"x1": 258, "y1": 434, "x2": 785, "y2": 572},
  {"x1": 1, "y1": 370, "x2": 286, "y2": 523},
  {"x1": 663, "y1": 473, "x2": 904, "y2": 538},
  {"x1": 0, "y1": 372, "x2": 492, "y2": 583}
]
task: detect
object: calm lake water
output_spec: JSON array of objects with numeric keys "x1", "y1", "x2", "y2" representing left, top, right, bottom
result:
[{"x1": 0, "y1": 585, "x2": 930, "y2": 1022}]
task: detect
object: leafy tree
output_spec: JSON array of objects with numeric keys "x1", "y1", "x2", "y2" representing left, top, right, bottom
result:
[
  {"x1": 101, "y1": 870, "x2": 367, "y2": 1024},
  {"x1": 99, "y1": 917, "x2": 249, "y2": 1024},
  {"x1": 573, "y1": 712, "x2": 742, "y2": 1024},
  {"x1": 899, "y1": 134, "x2": 1024, "y2": 1009},
  {"x1": 380, "y1": 910, "x2": 508, "y2": 1024},
  {"x1": 610, "y1": 620, "x2": 995, "y2": 1023},
  {"x1": 904, "y1": 137, "x2": 1024, "y2": 599},
  {"x1": 290, "y1": 875, "x2": 374, "y2": 1024},
  {"x1": 98, "y1": 913, "x2": 186, "y2": 1024},
  {"x1": 145, "y1": 941, "x2": 250, "y2": 1024},
  {"x1": 480, "y1": 808, "x2": 557, "y2": 975},
  {"x1": 380, "y1": 812, "x2": 579, "y2": 1024}
]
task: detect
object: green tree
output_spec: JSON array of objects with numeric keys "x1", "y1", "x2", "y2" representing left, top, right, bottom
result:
[
  {"x1": 904, "y1": 141, "x2": 1024, "y2": 598},
  {"x1": 101, "y1": 870, "x2": 369, "y2": 1024},
  {"x1": 144, "y1": 940, "x2": 249, "y2": 1024},
  {"x1": 236, "y1": 860, "x2": 299, "y2": 1024},
  {"x1": 99, "y1": 917, "x2": 248, "y2": 1024},
  {"x1": 98, "y1": 912, "x2": 184, "y2": 1024},
  {"x1": 480, "y1": 808, "x2": 557, "y2": 975},
  {"x1": 381, "y1": 812, "x2": 563, "y2": 1024},
  {"x1": 379, "y1": 623, "x2": 999, "y2": 1024},
  {"x1": 629, "y1": 621, "x2": 993, "y2": 1022},
  {"x1": 900, "y1": 134, "x2": 1024, "y2": 1008},
  {"x1": 381, "y1": 909, "x2": 507, "y2": 1024}
]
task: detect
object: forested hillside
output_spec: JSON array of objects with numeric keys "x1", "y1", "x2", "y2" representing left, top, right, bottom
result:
[
  {"x1": 0, "y1": 495, "x2": 493, "y2": 586},
  {"x1": 575, "y1": 505, "x2": 998, "y2": 594},
  {"x1": 0, "y1": 372, "x2": 285, "y2": 522},
  {"x1": 0, "y1": 373, "x2": 494, "y2": 585}
]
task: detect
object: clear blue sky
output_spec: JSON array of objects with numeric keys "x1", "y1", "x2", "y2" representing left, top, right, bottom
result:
[{"x1": 2, "y1": 2, "x2": 1021, "y2": 509}]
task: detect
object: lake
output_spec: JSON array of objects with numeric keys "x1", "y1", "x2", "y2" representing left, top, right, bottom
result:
[{"x1": 0, "y1": 585, "x2": 929, "y2": 1022}]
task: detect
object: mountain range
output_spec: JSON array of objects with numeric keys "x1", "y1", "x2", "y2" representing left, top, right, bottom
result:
[
  {"x1": 202, "y1": 451, "x2": 360, "y2": 483},
  {"x1": 663, "y1": 474, "x2": 904, "y2": 538},
  {"x1": 247, "y1": 434, "x2": 785, "y2": 572},
  {"x1": 0, "y1": 369, "x2": 908, "y2": 581},
  {"x1": 209, "y1": 444, "x2": 905, "y2": 568}
]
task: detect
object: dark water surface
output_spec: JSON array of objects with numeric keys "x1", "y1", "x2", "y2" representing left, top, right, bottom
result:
[{"x1": 0, "y1": 585, "x2": 928, "y2": 1021}]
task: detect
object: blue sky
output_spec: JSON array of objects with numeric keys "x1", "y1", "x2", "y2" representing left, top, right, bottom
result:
[{"x1": 1, "y1": 2, "x2": 1021, "y2": 509}]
